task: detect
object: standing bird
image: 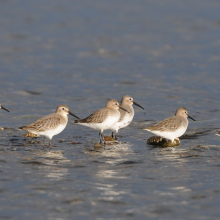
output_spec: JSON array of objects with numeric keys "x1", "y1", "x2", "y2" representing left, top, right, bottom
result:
[
  {"x1": 0, "y1": 103, "x2": 10, "y2": 113},
  {"x1": 111, "y1": 95, "x2": 144, "y2": 140},
  {"x1": 19, "y1": 105, "x2": 79, "y2": 148},
  {"x1": 75, "y1": 99, "x2": 129, "y2": 144},
  {"x1": 143, "y1": 107, "x2": 195, "y2": 145}
]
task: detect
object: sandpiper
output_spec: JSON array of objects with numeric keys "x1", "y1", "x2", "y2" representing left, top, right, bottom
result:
[
  {"x1": 111, "y1": 95, "x2": 144, "y2": 140},
  {"x1": 216, "y1": 132, "x2": 220, "y2": 137},
  {"x1": 143, "y1": 107, "x2": 195, "y2": 145},
  {"x1": 0, "y1": 103, "x2": 10, "y2": 113},
  {"x1": 75, "y1": 99, "x2": 129, "y2": 143},
  {"x1": 19, "y1": 105, "x2": 79, "y2": 148}
]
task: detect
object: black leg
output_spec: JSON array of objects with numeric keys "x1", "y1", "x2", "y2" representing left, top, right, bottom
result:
[
  {"x1": 42, "y1": 137, "x2": 45, "y2": 148},
  {"x1": 49, "y1": 139, "x2": 52, "y2": 149},
  {"x1": 111, "y1": 131, "x2": 114, "y2": 139},
  {"x1": 99, "y1": 131, "x2": 103, "y2": 143},
  {"x1": 99, "y1": 131, "x2": 105, "y2": 144}
]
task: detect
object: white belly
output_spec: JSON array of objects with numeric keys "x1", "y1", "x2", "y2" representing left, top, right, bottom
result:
[
  {"x1": 30, "y1": 124, "x2": 66, "y2": 139},
  {"x1": 112, "y1": 113, "x2": 133, "y2": 131},
  {"x1": 78, "y1": 114, "x2": 120, "y2": 131},
  {"x1": 146, "y1": 126, "x2": 187, "y2": 142}
]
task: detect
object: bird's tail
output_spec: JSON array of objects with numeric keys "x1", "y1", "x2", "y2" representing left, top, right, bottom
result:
[
  {"x1": 75, "y1": 119, "x2": 87, "y2": 123},
  {"x1": 19, "y1": 126, "x2": 27, "y2": 130}
]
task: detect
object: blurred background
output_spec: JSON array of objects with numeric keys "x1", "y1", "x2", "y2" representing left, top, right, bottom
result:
[{"x1": 0, "y1": 0, "x2": 220, "y2": 117}]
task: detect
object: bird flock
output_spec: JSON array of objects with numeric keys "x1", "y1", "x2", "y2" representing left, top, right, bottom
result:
[{"x1": 0, "y1": 95, "x2": 197, "y2": 148}]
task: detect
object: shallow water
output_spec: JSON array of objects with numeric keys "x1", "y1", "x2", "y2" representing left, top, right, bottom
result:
[{"x1": 1, "y1": 0, "x2": 220, "y2": 219}]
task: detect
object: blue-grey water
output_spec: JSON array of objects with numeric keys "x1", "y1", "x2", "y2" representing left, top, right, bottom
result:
[{"x1": 1, "y1": 0, "x2": 220, "y2": 219}]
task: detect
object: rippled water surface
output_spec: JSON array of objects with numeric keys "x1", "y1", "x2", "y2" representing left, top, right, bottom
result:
[{"x1": 1, "y1": 0, "x2": 220, "y2": 219}]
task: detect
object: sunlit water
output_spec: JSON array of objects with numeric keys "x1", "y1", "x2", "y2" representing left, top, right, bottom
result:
[{"x1": 1, "y1": 0, "x2": 220, "y2": 219}]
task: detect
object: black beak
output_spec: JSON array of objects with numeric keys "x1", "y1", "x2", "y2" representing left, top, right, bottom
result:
[
  {"x1": 133, "y1": 101, "x2": 144, "y2": 110},
  {"x1": 188, "y1": 115, "x2": 195, "y2": 121},
  {"x1": 1, "y1": 106, "x2": 9, "y2": 112},
  {"x1": 69, "y1": 111, "x2": 80, "y2": 119},
  {"x1": 119, "y1": 106, "x2": 130, "y2": 113}
]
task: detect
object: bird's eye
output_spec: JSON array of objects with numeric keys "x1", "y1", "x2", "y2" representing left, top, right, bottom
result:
[
  {"x1": 115, "y1": 103, "x2": 117, "y2": 105},
  {"x1": 62, "y1": 108, "x2": 65, "y2": 110},
  {"x1": 129, "y1": 98, "x2": 132, "y2": 100}
]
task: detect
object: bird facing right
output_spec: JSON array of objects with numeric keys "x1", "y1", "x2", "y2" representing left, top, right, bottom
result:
[
  {"x1": 19, "y1": 105, "x2": 79, "y2": 148},
  {"x1": 111, "y1": 95, "x2": 144, "y2": 140},
  {"x1": 0, "y1": 103, "x2": 10, "y2": 114},
  {"x1": 143, "y1": 107, "x2": 195, "y2": 145},
  {"x1": 75, "y1": 99, "x2": 129, "y2": 144}
]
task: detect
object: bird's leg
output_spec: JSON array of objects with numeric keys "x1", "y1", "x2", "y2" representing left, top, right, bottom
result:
[
  {"x1": 103, "y1": 133, "x2": 106, "y2": 145},
  {"x1": 49, "y1": 139, "x2": 52, "y2": 149},
  {"x1": 99, "y1": 131, "x2": 105, "y2": 144},
  {"x1": 111, "y1": 131, "x2": 114, "y2": 139},
  {"x1": 115, "y1": 131, "x2": 118, "y2": 141},
  {"x1": 99, "y1": 131, "x2": 103, "y2": 144},
  {"x1": 42, "y1": 137, "x2": 45, "y2": 149}
]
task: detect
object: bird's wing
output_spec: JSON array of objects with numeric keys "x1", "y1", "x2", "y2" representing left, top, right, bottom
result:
[
  {"x1": 145, "y1": 116, "x2": 183, "y2": 132},
  {"x1": 22, "y1": 114, "x2": 62, "y2": 132},
  {"x1": 77, "y1": 108, "x2": 109, "y2": 123}
]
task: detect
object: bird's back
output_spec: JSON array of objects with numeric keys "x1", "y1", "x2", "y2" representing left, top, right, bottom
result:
[
  {"x1": 20, "y1": 113, "x2": 66, "y2": 132},
  {"x1": 145, "y1": 116, "x2": 187, "y2": 132},
  {"x1": 75, "y1": 108, "x2": 109, "y2": 124}
]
